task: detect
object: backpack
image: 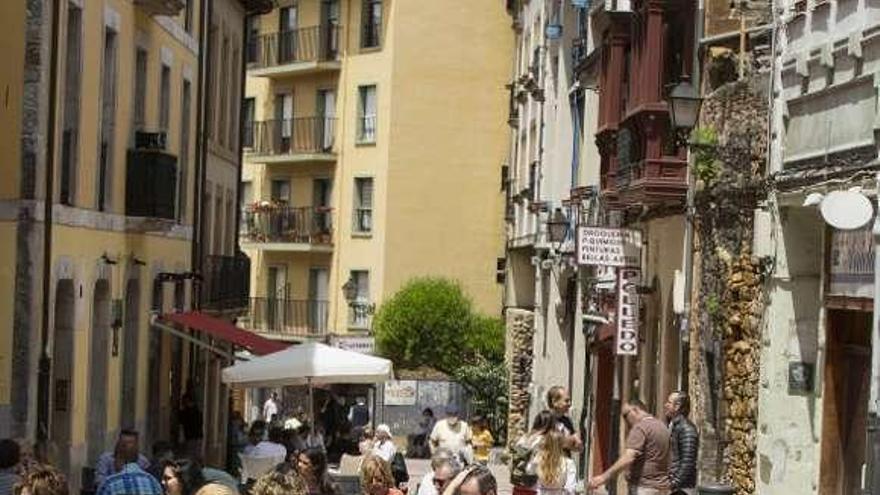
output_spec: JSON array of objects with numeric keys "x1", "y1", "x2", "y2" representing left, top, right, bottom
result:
[{"x1": 390, "y1": 452, "x2": 409, "y2": 486}]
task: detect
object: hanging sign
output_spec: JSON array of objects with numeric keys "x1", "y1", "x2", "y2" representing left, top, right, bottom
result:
[
  {"x1": 384, "y1": 380, "x2": 418, "y2": 406},
  {"x1": 577, "y1": 227, "x2": 642, "y2": 267},
  {"x1": 616, "y1": 268, "x2": 640, "y2": 355}
]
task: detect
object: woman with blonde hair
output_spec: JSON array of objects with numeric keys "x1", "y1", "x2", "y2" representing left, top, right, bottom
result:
[
  {"x1": 250, "y1": 470, "x2": 307, "y2": 495},
  {"x1": 525, "y1": 430, "x2": 576, "y2": 495},
  {"x1": 359, "y1": 456, "x2": 403, "y2": 495}
]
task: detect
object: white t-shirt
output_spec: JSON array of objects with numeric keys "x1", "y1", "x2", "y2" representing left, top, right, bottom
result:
[
  {"x1": 430, "y1": 419, "x2": 472, "y2": 456},
  {"x1": 526, "y1": 456, "x2": 577, "y2": 495},
  {"x1": 417, "y1": 471, "x2": 437, "y2": 495},
  {"x1": 372, "y1": 439, "x2": 397, "y2": 462},
  {"x1": 245, "y1": 440, "x2": 287, "y2": 459}
]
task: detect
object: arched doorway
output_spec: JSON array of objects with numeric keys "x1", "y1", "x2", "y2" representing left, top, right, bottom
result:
[
  {"x1": 50, "y1": 279, "x2": 75, "y2": 472},
  {"x1": 120, "y1": 278, "x2": 140, "y2": 429},
  {"x1": 87, "y1": 279, "x2": 110, "y2": 464}
]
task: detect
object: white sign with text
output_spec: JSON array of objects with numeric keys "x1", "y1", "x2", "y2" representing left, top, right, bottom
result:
[
  {"x1": 577, "y1": 227, "x2": 642, "y2": 267},
  {"x1": 616, "y1": 268, "x2": 641, "y2": 356}
]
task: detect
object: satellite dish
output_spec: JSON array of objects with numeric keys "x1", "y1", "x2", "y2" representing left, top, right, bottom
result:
[{"x1": 820, "y1": 190, "x2": 874, "y2": 230}]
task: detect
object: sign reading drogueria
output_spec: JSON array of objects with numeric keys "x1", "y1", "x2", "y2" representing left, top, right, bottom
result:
[{"x1": 577, "y1": 227, "x2": 642, "y2": 267}]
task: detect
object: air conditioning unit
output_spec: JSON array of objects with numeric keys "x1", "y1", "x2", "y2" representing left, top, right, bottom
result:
[
  {"x1": 605, "y1": 0, "x2": 632, "y2": 11},
  {"x1": 135, "y1": 131, "x2": 167, "y2": 151}
]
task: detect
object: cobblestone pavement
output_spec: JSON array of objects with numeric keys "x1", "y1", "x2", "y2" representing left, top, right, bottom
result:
[{"x1": 404, "y1": 459, "x2": 513, "y2": 495}]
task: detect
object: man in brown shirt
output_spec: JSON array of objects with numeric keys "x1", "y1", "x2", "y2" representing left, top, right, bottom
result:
[{"x1": 587, "y1": 399, "x2": 671, "y2": 495}]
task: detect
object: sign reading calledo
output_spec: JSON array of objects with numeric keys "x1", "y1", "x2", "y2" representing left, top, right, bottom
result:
[
  {"x1": 384, "y1": 380, "x2": 418, "y2": 406},
  {"x1": 616, "y1": 268, "x2": 641, "y2": 356},
  {"x1": 577, "y1": 227, "x2": 642, "y2": 267}
]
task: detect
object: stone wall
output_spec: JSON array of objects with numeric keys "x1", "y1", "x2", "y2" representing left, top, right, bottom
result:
[
  {"x1": 689, "y1": 79, "x2": 769, "y2": 495},
  {"x1": 505, "y1": 308, "x2": 535, "y2": 449}
]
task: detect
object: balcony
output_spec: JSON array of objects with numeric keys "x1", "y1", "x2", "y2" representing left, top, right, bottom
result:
[
  {"x1": 133, "y1": 0, "x2": 184, "y2": 16},
  {"x1": 614, "y1": 158, "x2": 688, "y2": 205},
  {"x1": 201, "y1": 254, "x2": 250, "y2": 313},
  {"x1": 126, "y1": 149, "x2": 177, "y2": 220},
  {"x1": 246, "y1": 26, "x2": 341, "y2": 77},
  {"x1": 240, "y1": 205, "x2": 333, "y2": 251},
  {"x1": 244, "y1": 117, "x2": 336, "y2": 163},
  {"x1": 242, "y1": 297, "x2": 329, "y2": 339}
]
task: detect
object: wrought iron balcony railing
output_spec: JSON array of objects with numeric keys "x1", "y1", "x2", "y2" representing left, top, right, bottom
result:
[
  {"x1": 240, "y1": 205, "x2": 333, "y2": 245},
  {"x1": 245, "y1": 297, "x2": 329, "y2": 337},
  {"x1": 245, "y1": 117, "x2": 336, "y2": 157},
  {"x1": 247, "y1": 25, "x2": 340, "y2": 69}
]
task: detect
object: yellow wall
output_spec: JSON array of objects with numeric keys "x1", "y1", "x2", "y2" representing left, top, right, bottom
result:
[
  {"x1": 0, "y1": 0, "x2": 25, "y2": 201},
  {"x1": 244, "y1": 0, "x2": 511, "y2": 334}
]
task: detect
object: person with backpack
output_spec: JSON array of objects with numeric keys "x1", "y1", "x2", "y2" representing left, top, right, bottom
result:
[{"x1": 510, "y1": 410, "x2": 557, "y2": 489}]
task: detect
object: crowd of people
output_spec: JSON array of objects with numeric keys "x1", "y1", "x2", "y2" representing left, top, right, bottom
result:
[{"x1": 509, "y1": 385, "x2": 698, "y2": 495}]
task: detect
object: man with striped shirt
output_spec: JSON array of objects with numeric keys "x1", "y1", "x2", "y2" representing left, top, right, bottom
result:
[{"x1": 97, "y1": 441, "x2": 162, "y2": 495}]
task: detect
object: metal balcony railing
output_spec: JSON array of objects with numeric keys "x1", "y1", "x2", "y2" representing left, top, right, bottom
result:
[
  {"x1": 356, "y1": 115, "x2": 377, "y2": 143},
  {"x1": 240, "y1": 205, "x2": 333, "y2": 245},
  {"x1": 247, "y1": 25, "x2": 340, "y2": 69},
  {"x1": 246, "y1": 297, "x2": 329, "y2": 336},
  {"x1": 245, "y1": 117, "x2": 336, "y2": 156},
  {"x1": 201, "y1": 254, "x2": 250, "y2": 312},
  {"x1": 348, "y1": 302, "x2": 373, "y2": 329}
]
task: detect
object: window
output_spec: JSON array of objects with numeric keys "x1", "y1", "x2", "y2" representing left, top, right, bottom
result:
[
  {"x1": 98, "y1": 28, "x2": 118, "y2": 212},
  {"x1": 159, "y1": 64, "x2": 171, "y2": 131},
  {"x1": 361, "y1": 0, "x2": 382, "y2": 48},
  {"x1": 134, "y1": 49, "x2": 148, "y2": 128},
  {"x1": 275, "y1": 93, "x2": 294, "y2": 152},
  {"x1": 218, "y1": 35, "x2": 229, "y2": 146},
  {"x1": 348, "y1": 270, "x2": 370, "y2": 327},
  {"x1": 271, "y1": 179, "x2": 291, "y2": 202},
  {"x1": 60, "y1": 3, "x2": 82, "y2": 206},
  {"x1": 207, "y1": 25, "x2": 218, "y2": 138},
  {"x1": 243, "y1": 98, "x2": 255, "y2": 148},
  {"x1": 178, "y1": 79, "x2": 191, "y2": 222},
  {"x1": 279, "y1": 6, "x2": 298, "y2": 63},
  {"x1": 357, "y1": 85, "x2": 376, "y2": 143},
  {"x1": 184, "y1": 0, "x2": 194, "y2": 33},
  {"x1": 241, "y1": 181, "x2": 253, "y2": 209},
  {"x1": 228, "y1": 45, "x2": 239, "y2": 149},
  {"x1": 353, "y1": 177, "x2": 373, "y2": 234},
  {"x1": 246, "y1": 16, "x2": 260, "y2": 64}
]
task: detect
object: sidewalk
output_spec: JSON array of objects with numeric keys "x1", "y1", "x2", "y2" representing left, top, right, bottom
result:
[{"x1": 404, "y1": 459, "x2": 512, "y2": 495}]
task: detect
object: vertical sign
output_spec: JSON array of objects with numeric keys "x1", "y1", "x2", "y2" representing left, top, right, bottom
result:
[{"x1": 616, "y1": 268, "x2": 640, "y2": 355}]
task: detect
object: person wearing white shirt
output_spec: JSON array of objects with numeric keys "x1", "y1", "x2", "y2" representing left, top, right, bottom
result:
[
  {"x1": 244, "y1": 426, "x2": 287, "y2": 459},
  {"x1": 429, "y1": 406, "x2": 472, "y2": 463},
  {"x1": 526, "y1": 430, "x2": 577, "y2": 495},
  {"x1": 372, "y1": 424, "x2": 397, "y2": 462},
  {"x1": 263, "y1": 392, "x2": 280, "y2": 423},
  {"x1": 417, "y1": 450, "x2": 461, "y2": 495}
]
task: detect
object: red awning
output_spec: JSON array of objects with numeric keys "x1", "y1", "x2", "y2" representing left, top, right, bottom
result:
[{"x1": 161, "y1": 311, "x2": 288, "y2": 356}]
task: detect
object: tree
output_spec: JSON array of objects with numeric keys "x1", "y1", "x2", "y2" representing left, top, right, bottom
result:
[
  {"x1": 454, "y1": 358, "x2": 509, "y2": 445},
  {"x1": 373, "y1": 277, "x2": 477, "y2": 374}
]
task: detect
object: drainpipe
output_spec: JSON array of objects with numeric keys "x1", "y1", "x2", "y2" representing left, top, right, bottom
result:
[
  {"x1": 192, "y1": 0, "x2": 214, "y2": 310},
  {"x1": 866, "y1": 172, "x2": 880, "y2": 494},
  {"x1": 36, "y1": 0, "x2": 62, "y2": 454},
  {"x1": 678, "y1": 0, "x2": 705, "y2": 393},
  {"x1": 235, "y1": 15, "x2": 249, "y2": 258}
]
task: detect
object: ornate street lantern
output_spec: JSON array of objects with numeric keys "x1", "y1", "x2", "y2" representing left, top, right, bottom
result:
[
  {"x1": 667, "y1": 80, "x2": 702, "y2": 129},
  {"x1": 547, "y1": 207, "x2": 569, "y2": 249}
]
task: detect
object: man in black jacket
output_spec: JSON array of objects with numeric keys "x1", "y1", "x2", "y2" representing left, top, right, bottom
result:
[{"x1": 664, "y1": 391, "x2": 699, "y2": 495}]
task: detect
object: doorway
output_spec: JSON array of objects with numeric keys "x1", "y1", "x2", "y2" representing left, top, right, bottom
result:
[
  {"x1": 308, "y1": 268, "x2": 330, "y2": 333},
  {"x1": 317, "y1": 90, "x2": 336, "y2": 151},
  {"x1": 278, "y1": 5, "x2": 298, "y2": 62},
  {"x1": 50, "y1": 280, "x2": 75, "y2": 472},
  {"x1": 320, "y1": 0, "x2": 340, "y2": 58},
  {"x1": 87, "y1": 280, "x2": 111, "y2": 464},
  {"x1": 819, "y1": 309, "x2": 871, "y2": 495}
]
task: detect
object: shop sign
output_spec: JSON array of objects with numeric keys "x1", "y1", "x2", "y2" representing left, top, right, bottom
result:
[
  {"x1": 384, "y1": 380, "x2": 418, "y2": 406},
  {"x1": 828, "y1": 225, "x2": 874, "y2": 299},
  {"x1": 330, "y1": 335, "x2": 375, "y2": 355},
  {"x1": 577, "y1": 227, "x2": 642, "y2": 267},
  {"x1": 616, "y1": 268, "x2": 640, "y2": 355}
]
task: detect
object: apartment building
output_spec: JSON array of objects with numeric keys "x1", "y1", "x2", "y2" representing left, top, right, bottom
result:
[
  {"x1": 0, "y1": 0, "x2": 271, "y2": 485},
  {"x1": 239, "y1": 1, "x2": 511, "y2": 341}
]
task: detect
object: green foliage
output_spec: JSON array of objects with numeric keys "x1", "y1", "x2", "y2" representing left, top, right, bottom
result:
[
  {"x1": 373, "y1": 277, "x2": 503, "y2": 374},
  {"x1": 690, "y1": 126, "x2": 722, "y2": 184},
  {"x1": 705, "y1": 294, "x2": 721, "y2": 317},
  {"x1": 454, "y1": 358, "x2": 509, "y2": 445}
]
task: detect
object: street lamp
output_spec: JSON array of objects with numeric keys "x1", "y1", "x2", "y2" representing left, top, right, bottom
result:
[
  {"x1": 342, "y1": 277, "x2": 358, "y2": 304},
  {"x1": 667, "y1": 79, "x2": 702, "y2": 130},
  {"x1": 547, "y1": 207, "x2": 570, "y2": 251}
]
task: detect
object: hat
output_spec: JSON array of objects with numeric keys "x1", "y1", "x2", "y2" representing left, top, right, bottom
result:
[
  {"x1": 445, "y1": 405, "x2": 460, "y2": 416},
  {"x1": 376, "y1": 424, "x2": 391, "y2": 436}
]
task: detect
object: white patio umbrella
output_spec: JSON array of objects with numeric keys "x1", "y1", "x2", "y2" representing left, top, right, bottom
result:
[{"x1": 221, "y1": 342, "x2": 393, "y2": 430}]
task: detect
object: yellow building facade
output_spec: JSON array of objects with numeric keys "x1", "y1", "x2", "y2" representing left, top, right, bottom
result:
[
  {"x1": 0, "y1": 0, "x2": 268, "y2": 486},
  {"x1": 241, "y1": 0, "x2": 512, "y2": 341}
]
